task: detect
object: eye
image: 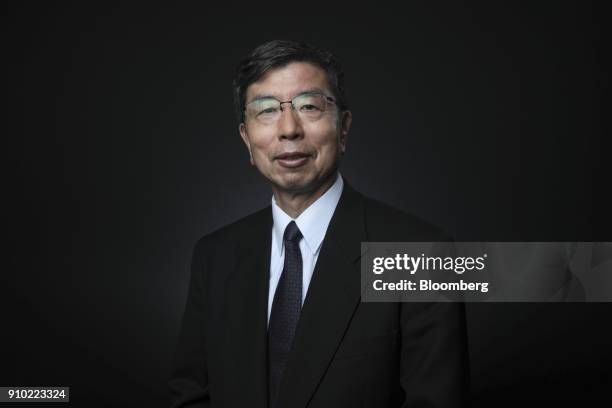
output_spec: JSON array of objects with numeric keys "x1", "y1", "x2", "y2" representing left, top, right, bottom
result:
[
  {"x1": 257, "y1": 107, "x2": 279, "y2": 116},
  {"x1": 299, "y1": 104, "x2": 321, "y2": 112}
]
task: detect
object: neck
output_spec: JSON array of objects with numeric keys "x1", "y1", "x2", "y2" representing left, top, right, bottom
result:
[{"x1": 272, "y1": 172, "x2": 338, "y2": 219}]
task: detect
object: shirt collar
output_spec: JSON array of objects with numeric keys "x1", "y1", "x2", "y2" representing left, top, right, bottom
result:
[{"x1": 272, "y1": 173, "x2": 344, "y2": 256}]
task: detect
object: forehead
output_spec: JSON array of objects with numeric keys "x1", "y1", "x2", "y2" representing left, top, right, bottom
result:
[{"x1": 245, "y1": 61, "x2": 331, "y2": 102}]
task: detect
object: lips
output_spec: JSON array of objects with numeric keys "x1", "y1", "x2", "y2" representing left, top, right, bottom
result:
[{"x1": 275, "y1": 152, "x2": 311, "y2": 168}]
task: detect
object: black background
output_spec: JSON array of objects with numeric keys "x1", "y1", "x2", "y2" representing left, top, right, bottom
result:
[{"x1": 2, "y1": 2, "x2": 610, "y2": 407}]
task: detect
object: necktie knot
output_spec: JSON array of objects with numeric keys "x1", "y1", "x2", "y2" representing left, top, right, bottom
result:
[{"x1": 283, "y1": 221, "x2": 302, "y2": 243}]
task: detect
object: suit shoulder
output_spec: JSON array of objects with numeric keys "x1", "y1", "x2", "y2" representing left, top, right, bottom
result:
[
  {"x1": 194, "y1": 206, "x2": 271, "y2": 251},
  {"x1": 360, "y1": 194, "x2": 446, "y2": 241}
]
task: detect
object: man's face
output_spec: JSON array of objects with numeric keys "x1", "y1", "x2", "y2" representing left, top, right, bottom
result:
[{"x1": 239, "y1": 61, "x2": 351, "y2": 195}]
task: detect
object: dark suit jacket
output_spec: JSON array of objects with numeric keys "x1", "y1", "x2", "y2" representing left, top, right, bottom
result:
[{"x1": 169, "y1": 183, "x2": 469, "y2": 408}]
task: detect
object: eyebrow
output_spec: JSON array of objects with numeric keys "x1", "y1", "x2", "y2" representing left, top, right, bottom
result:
[{"x1": 247, "y1": 87, "x2": 328, "y2": 104}]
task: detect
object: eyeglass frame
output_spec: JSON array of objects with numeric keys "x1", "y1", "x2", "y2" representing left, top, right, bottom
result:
[{"x1": 243, "y1": 91, "x2": 337, "y2": 123}]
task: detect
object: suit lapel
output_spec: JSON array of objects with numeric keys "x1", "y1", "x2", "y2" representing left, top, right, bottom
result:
[
  {"x1": 274, "y1": 184, "x2": 367, "y2": 408},
  {"x1": 222, "y1": 208, "x2": 272, "y2": 408}
]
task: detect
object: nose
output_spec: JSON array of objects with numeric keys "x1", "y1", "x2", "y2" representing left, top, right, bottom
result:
[{"x1": 277, "y1": 103, "x2": 303, "y2": 140}]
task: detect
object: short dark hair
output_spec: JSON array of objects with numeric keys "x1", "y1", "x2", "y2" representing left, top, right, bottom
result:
[{"x1": 233, "y1": 40, "x2": 349, "y2": 123}]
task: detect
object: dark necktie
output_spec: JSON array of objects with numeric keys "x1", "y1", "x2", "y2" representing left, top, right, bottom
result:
[{"x1": 268, "y1": 221, "x2": 303, "y2": 408}]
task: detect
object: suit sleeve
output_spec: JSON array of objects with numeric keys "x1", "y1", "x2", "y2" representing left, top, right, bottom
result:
[
  {"x1": 399, "y1": 301, "x2": 470, "y2": 408},
  {"x1": 168, "y1": 238, "x2": 211, "y2": 408}
]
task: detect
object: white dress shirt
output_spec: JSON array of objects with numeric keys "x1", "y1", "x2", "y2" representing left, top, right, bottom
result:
[{"x1": 267, "y1": 173, "x2": 344, "y2": 323}]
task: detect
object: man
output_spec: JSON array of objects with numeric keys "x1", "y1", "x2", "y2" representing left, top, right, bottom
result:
[{"x1": 169, "y1": 40, "x2": 469, "y2": 408}]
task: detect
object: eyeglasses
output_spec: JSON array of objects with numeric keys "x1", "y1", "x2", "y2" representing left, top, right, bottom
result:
[{"x1": 244, "y1": 92, "x2": 336, "y2": 125}]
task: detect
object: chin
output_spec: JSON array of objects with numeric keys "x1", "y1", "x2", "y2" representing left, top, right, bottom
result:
[{"x1": 273, "y1": 174, "x2": 317, "y2": 194}]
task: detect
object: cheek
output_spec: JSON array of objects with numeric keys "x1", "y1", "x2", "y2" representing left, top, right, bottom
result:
[
  {"x1": 316, "y1": 126, "x2": 341, "y2": 148},
  {"x1": 313, "y1": 135, "x2": 341, "y2": 164},
  {"x1": 309, "y1": 122, "x2": 340, "y2": 152},
  {"x1": 249, "y1": 137, "x2": 274, "y2": 159}
]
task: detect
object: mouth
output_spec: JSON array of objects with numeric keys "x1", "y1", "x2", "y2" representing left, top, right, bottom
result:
[{"x1": 275, "y1": 152, "x2": 311, "y2": 169}]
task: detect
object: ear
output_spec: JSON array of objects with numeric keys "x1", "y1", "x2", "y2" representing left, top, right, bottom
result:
[
  {"x1": 339, "y1": 110, "x2": 352, "y2": 154},
  {"x1": 239, "y1": 123, "x2": 254, "y2": 165}
]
